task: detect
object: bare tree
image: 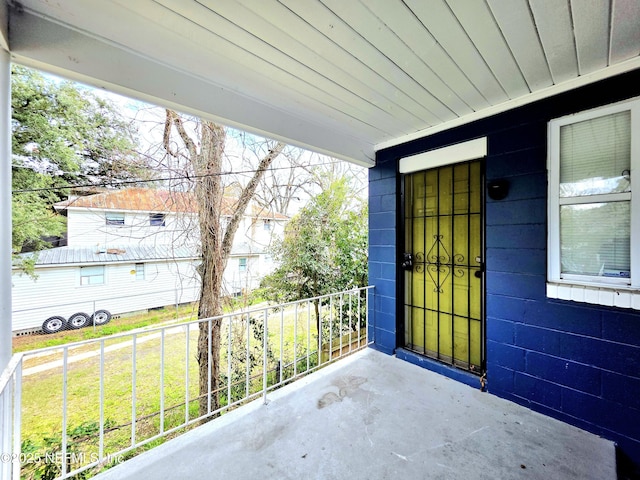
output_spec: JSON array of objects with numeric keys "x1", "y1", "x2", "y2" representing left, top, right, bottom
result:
[
  {"x1": 252, "y1": 148, "x2": 313, "y2": 216},
  {"x1": 163, "y1": 110, "x2": 284, "y2": 416},
  {"x1": 253, "y1": 150, "x2": 367, "y2": 216}
]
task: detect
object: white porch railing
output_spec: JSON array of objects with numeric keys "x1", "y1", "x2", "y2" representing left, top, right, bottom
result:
[
  {"x1": 0, "y1": 353, "x2": 22, "y2": 480},
  {"x1": 0, "y1": 286, "x2": 373, "y2": 480}
]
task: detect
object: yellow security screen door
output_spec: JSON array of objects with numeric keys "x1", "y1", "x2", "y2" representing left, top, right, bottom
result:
[{"x1": 403, "y1": 160, "x2": 484, "y2": 374}]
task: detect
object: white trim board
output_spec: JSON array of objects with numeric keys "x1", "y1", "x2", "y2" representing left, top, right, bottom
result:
[{"x1": 398, "y1": 137, "x2": 487, "y2": 174}]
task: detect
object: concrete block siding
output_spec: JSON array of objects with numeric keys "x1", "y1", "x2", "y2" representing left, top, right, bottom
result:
[
  {"x1": 370, "y1": 69, "x2": 640, "y2": 468},
  {"x1": 368, "y1": 157, "x2": 397, "y2": 356}
]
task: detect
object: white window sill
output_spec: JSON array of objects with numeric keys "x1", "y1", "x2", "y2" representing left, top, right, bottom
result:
[{"x1": 547, "y1": 282, "x2": 640, "y2": 309}]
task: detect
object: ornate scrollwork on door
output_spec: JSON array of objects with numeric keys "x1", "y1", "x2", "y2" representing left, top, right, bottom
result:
[{"x1": 414, "y1": 235, "x2": 467, "y2": 292}]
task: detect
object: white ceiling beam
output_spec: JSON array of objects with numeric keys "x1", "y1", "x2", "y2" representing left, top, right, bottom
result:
[
  {"x1": 8, "y1": 9, "x2": 375, "y2": 167},
  {"x1": 0, "y1": 42, "x2": 10, "y2": 370},
  {"x1": 0, "y1": 0, "x2": 8, "y2": 51}
]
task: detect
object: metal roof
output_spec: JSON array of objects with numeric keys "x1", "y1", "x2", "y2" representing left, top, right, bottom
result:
[
  {"x1": 5, "y1": 1, "x2": 640, "y2": 166},
  {"x1": 55, "y1": 189, "x2": 196, "y2": 214},
  {"x1": 15, "y1": 245, "x2": 201, "y2": 267},
  {"x1": 54, "y1": 188, "x2": 290, "y2": 220}
]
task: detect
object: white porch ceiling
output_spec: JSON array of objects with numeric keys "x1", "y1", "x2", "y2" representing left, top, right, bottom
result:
[{"x1": 6, "y1": 0, "x2": 640, "y2": 167}]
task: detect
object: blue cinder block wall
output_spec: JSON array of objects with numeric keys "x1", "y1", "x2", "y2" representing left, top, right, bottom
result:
[
  {"x1": 369, "y1": 70, "x2": 640, "y2": 467},
  {"x1": 368, "y1": 157, "x2": 398, "y2": 355}
]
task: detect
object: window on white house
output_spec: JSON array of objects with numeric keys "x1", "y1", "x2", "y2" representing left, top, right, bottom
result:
[
  {"x1": 135, "y1": 263, "x2": 145, "y2": 280},
  {"x1": 263, "y1": 219, "x2": 272, "y2": 231},
  {"x1": 239, "y1": 258, "x2": 247, "y2": 272},
  {"x1": 105, "y1": 212, "x2": 125, "y2": 225},
  {"x1": 80, "y1": 265, "x2": 105, "y2": 285},
  {"x1": 548, "y1": 98, "x2": 640, "y2": 306},
  {"x1": 149, "y1": 213, "x2": 166, "y2": 226}
]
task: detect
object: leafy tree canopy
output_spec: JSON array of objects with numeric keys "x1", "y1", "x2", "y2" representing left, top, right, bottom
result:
[
  {"x1": 11, "y1": 65, "x2": 142, "y2": 253},
  {"x1": 261, "y1": 177, "x2": 368, "y2": 304}
]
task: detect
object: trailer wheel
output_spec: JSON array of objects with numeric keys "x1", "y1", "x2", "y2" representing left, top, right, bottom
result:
[
  {"x1": 68, "y1": 312, "x2": 91, "y2": 329},
  {"x1": 91, "y1": 309, "x2": 112, "y2": 326},
  {"x1": 42, "y1": 316, "x2": 67, "y2": 334}
]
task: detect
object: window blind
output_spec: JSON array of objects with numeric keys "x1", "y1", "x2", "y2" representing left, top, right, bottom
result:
[
  {"x1": 559, "y1": 111, "x2": 631, "y2": 197},
  {"x1": 560, "y1": 202, "x2": 630, "y2": 277}
]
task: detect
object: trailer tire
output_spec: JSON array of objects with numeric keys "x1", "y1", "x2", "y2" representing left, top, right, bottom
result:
[
  {"x1": 42, "y1": 316, "x2": 67, "y2": 334},
  {"x1": 91, "y1": 309, "x2": 112, "y2": 326},
  {"x1": 68, "y1": 312, "x2": 91, "y2": 329}
]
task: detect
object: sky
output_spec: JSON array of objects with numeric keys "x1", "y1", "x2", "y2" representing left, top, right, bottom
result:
[{"x1": 36, "y1": 68, "x2": 368, "y2": 215}]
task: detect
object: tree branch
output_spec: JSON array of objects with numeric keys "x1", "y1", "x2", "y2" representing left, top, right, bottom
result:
[
  {"x1": 221, "y1": 142, "x2": 285, "y2": 258},
  {"x1": 164, "y1": 109, "x2": 199, "y2": 161}
]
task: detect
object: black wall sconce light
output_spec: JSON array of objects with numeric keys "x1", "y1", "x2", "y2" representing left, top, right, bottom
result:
[{"x1": 487, "y1": 179, "x2": 509, "y2": 200}]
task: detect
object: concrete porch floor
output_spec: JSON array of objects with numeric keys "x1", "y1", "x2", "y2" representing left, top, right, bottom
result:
[{"x1": 95, "y1": 348, "x2": 615, "y2": 480}]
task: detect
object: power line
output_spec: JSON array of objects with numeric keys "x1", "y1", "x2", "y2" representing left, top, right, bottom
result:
[{"x1": 12, "y1": 161, "x2": 342, "y2": 194}]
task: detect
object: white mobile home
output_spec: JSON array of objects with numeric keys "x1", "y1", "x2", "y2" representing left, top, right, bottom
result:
[
  {"x1": 12, "y1": 188, "x2": 288, "y2": 334},
  {"x1": 55, "y1": 188, "x2": 288, "y2": 296},
  {"x1": 12, "y1": 245, "x2": 200, "y2": 334}
]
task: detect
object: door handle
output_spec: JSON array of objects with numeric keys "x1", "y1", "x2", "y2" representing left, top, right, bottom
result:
[
  {"x1": 402, "y1": 253, "x2": 413, "y2": 271},
  {"x1": 474, "y1": 257, "x2": 484, "y2": 278}
]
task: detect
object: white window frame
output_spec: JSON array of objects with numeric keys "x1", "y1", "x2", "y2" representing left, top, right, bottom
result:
[
  {"x1": 135, "y1": 263, "x2": 145, "y2": 281},
  {"x1": 80, "y1": 265, "x2": 105, "y2": 286},
  {"x1": 547, "y1": 97, "x2": 640, "y2": 309},
  {"x1": 239, "y1": 257, "x2": 247, "y2": 272}
]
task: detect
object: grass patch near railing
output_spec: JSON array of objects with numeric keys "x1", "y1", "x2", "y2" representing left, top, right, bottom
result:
[{"x1": 19, "y1": 306, "x2": 323, "y2": 445}]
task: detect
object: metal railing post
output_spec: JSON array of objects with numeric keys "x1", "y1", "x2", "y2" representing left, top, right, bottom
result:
[
  {"x1": 293, "y1": 303, "x2": 298, "y2": 377},
  {"x1": 184, "y1": 324, "x2": 190, "y2": 424},
  {"x1": 99, "y1": 340, "x2": 105, "y2": 460},
  {"x1": 131, "y1": 334, "x2": 137, "y2": 447},
  {"x1": 0, "y1": 355, "x2": 23, "y2": 480},
  {"x1": 329, "y1": 295, "x2": 334, "y2": 361},
  {"x1": 318, "y1": 298, "x2": 323, "y2": 365},
  {"x1": 13, "y1": 361, "x2": 22, "y2": 480},
  {"x1": 366, "y1": 287, "x2": 371, "y2": 344},
  {"x1": 306, "y1": 300, "x2": 311, "y2": 372},
  {"x1": 245, "y1": 314, "x2": 250, "y2": 398},
  {"x1": 279, "y1": 308, "x2": 284, "y2": 385},
  {"x1": 348, "y1": 291, "x2": 353, "y2": 353},
  {"x1": 160, "y1": 330, "x2": 165, "y2": 434},
  {"x1": 227, "y1": 316, "x2": 232, "y2": 407},
  {"x1": 207, "y1": 319, "x2": 212, "y2": 415},
  {"x1": 0, "y1": 377, "x2": 12, "y2": 480},
  {"x1": 262, "y1": 309, "x2": 268, "y2": 404},
  {"x1": 61, "y1": 348, "x2": 69, "y2": 478}
]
